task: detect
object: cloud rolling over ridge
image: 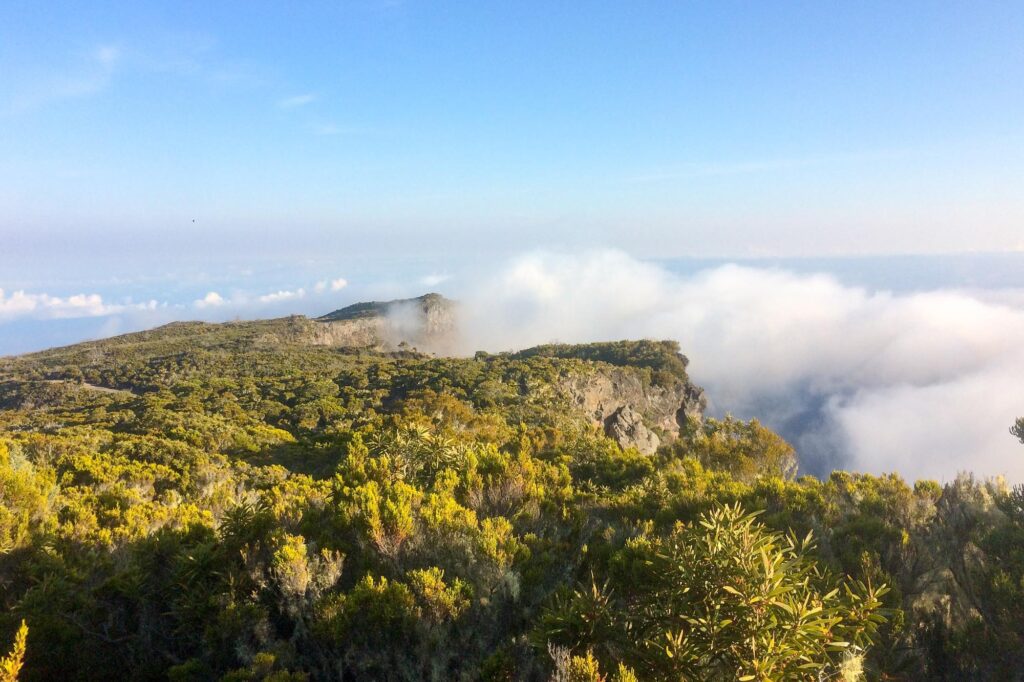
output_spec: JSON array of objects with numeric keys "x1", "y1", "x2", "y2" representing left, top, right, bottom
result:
[{"x1": 451, "y1": 251, "x2": 1024, "y2": 482}]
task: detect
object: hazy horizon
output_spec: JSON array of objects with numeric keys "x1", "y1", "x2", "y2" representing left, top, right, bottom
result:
[{"x1": 5, "y1": 249, "x2": 1024, "y2": 355}]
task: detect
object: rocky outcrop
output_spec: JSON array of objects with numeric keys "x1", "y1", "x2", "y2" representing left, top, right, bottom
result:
[
  {"x1": 562, "y1": 368, "x2": 706, "y2": 454},
  {"x1": 605, "y1": 405, "x2": 662, "y2": 454},
  {"x1": 312, "y1": 293, "x2": 458, "y2": 352}
]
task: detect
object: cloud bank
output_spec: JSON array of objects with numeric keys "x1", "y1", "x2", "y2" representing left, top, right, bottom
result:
[
  {"x1": 0, "y1": 288, "x2": 157, "y2": 321},
  {"x1": 2, "y1": 272, "x2": 353, "y2": 326},
  {"x1": 452, "y1": 251, "x2": 1024, "y2": 483}
]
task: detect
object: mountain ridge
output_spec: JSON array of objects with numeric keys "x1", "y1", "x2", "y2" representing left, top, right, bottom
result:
[{"x1": 0, "y1": 293, "x2": 703, "y2": 454}]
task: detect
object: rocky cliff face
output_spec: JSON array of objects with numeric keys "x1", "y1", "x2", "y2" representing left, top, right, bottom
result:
[
  {"x1": 562, "y1": 368, "x2": 706, "y2": 454},
  {"x1": 312, "y1": 293, "x2": 458, "y2": 352},
  {"x1": 306, "y1": 296, "x2": 705, "y2": 452},
  {"x1": 299, "y1": 316, "x2": 388, "y2": 348}
]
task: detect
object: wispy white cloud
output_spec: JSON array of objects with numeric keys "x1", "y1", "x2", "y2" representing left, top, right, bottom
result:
[
  {"x1": 0, "y1": 274, "x2": 346, "y2": 330},
  {"x1": 94, "y1": 45, "x2": 121, "y2": 67},
  {"x1": 187, "y1": 277, "x2": 345, "y2": 310},
  {"x1": 6, "y1": 37, "x2": 271, "y2": 116},
  {"x1": 315, "y1": 278, "x2": 348, "y2": 293},
  {"x1": 128, "y1": 33, "x2": 265, "y2": 87},
  {"x1": 194, "y1": 291, "x2": 226, "y2": 308},
  {"x1": 258, "y1": 288, "x2": 306, "y2": 303},
  {"x1": 0, "y1": 287, "x2": 157, "y2": 321},
  {"x1": 8, "y1": 44, "x2": 122, "y2": 113},
  {"x1": 312, "y1": 123, "x2": 342, "y2": 136},
  {"x1": 278, "y1": 93, "x2": 317, "y2": 109}
]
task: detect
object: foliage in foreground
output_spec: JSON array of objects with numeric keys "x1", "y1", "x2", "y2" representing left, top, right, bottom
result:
[
  {"x1": 540, "y1": 505, "x2": 887, "y2": 680},
  {"x1": 0, "y1": 621, "x2": 27, "y2": 682}
]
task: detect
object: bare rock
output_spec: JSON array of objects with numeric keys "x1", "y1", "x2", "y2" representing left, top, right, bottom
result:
[
  {"x1": 562, "y1": 368, "x2": 706, "y2": 454},
  {"x1": 604, "y1": 405, "x2": 661, "y2": 454},
  {"x1": 313, "y1": 293, "x2": 458, "y2": 352}
]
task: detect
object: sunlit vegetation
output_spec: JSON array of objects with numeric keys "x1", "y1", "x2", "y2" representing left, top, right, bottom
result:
[
  {"x1": 0, "y1": 620, "x2": 27, "y2": 682},
  {"x1": 0, "y1": 319, "x2": 1022, "y2": 679}
]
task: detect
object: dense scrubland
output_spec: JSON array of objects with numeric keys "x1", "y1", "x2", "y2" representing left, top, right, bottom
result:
[{"x1": 1, "y1": 316, "x2": 1023, "y2": 680}]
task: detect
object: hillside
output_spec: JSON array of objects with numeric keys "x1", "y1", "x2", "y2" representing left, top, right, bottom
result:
[
  {"x1": 0, "y1": 304, "x2": 702, "y2": 456},
  {"x1": 0, "y1": 300, "x2": 1023, "y2": 680}
]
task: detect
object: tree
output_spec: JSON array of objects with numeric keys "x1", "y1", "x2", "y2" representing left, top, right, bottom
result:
[
  {"x1": 675, "y1": 416, "x2": 798, "y2": 481},
  {"x1": 1012, "y1": 418, "x2": 1024, "y2": 444}
]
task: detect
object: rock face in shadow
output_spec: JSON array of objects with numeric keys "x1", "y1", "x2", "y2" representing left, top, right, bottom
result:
[{"x1": 562, "y1": 367, "x2": 706, "y2": 454}]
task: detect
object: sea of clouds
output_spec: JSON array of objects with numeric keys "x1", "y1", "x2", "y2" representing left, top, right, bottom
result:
[{"x1": 450, "y1": 251, "x2": 1024, "y2": 483}]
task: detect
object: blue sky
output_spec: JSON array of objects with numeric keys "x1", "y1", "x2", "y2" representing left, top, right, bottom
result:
[
  {"x1": 3, "y1": 1, "x2": 1023, "y2": 254},
  {"x1": 1, "y1": 1, "x2": 1024, "y2": 353}
]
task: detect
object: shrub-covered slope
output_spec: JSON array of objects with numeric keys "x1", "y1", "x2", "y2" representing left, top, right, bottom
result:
[{"x1": 0, "y1": 313, "x2": 1022, "y2": 680}]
